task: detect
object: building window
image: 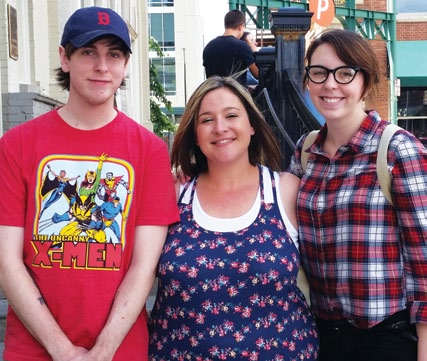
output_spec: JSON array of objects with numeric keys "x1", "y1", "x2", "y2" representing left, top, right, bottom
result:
[
  {"x1": 149, "y1": 13, "x2": 175, "y2": 52},
  {"x1": 397, "y1": 88, "x2": 427, "y2": 139},
  {"x1": 151, "y1": 57, "x2": 176, "y2": 95},
  {"x1": 149, "y1": 2, "x2": 176, "y2": 96},
  {"x1": 148, "y1": 0, "x2": 174, "y2": 6}
]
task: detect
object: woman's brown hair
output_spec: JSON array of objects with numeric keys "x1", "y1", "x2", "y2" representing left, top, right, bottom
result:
[
  {"x1": 171, "y1": 76, "x2": 283, "y2": 178},
  {"x1": 304, "y1": 28, "x2": 380, "y2": 99}
]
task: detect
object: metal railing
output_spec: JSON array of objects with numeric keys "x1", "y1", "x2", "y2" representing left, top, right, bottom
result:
[{"x1": 254, "y1": 69, "x2": 323, "y2": 169}]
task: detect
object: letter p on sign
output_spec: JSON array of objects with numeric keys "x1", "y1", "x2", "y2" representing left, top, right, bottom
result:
[{"x1": 309, "y1": 0, "x2": 335, "y2": 27}]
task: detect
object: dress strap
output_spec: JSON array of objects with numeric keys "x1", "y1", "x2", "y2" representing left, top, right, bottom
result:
[
  {"x1": 258, "y1": 165, "x2": 278, "y2": 205},
  {"x1": 177, "y1": 177, "x2": 197, "y2": 205},
  {"x1": 257, "y1": 164, "x2": 265, "y2": 204}
]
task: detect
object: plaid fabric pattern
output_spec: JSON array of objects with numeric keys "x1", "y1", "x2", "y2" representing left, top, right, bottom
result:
[{"x1": 288, "y1": 111, "x2": 427, "y2": 329}]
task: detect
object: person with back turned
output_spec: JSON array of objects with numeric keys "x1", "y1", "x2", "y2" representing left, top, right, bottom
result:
[{"x1": 203, "y1": 9, "x2": 259, "y2": 87}]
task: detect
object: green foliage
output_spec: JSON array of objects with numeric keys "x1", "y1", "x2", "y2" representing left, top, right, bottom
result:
[{"x1": 149, "y1": 37, "x2": 176, "y2": 136}]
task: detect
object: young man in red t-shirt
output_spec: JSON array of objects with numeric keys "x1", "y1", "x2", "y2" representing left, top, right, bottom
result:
[{"x1": 0, "y1": 6, "x2": 179, "y2": 360}]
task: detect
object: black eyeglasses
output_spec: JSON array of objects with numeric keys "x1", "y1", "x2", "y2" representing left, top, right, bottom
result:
[{"x1": 305, "y1": 65, "x2": 360, "y2": 84}]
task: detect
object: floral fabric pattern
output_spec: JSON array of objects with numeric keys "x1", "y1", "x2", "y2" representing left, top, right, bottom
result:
[{"x1": 149, "y1": 166, "x2": 319, "y2": 360}]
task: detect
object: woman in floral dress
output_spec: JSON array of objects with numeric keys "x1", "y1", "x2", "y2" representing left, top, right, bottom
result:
[{"x1": 149, "y1": 76, "x2": 319, "y2": 361}]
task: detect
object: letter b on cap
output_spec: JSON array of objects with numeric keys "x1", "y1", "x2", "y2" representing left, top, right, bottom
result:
[{"x1": 98, "y1": 11, "x2": 111, "y2": 25}]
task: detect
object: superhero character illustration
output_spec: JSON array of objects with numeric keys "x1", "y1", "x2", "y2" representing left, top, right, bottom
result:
[
  {"x1": 39, "y1": 165, "x2": 79, "y2": 218},
  {"x1": 37, "y1": 157, "x2": 131, "y2": 246},
  {"x1": 39, "y1": 154, "x2": 107, "y2": 232},
  {"x1": 97, "y1": 172, "x2": 131, "y2": 202},
  {"x1": 51, "y1": 194, "x2": 106, "y2": 246},
  {"x1": 98, "y1": 196, "x2": 124, "y2": 242},
  {"x1": 79, "y1": 153, "x2": 107, "y2": 201}
]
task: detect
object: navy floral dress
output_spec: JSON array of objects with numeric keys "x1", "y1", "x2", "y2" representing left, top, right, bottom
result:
[{"x1": 149, "y1": 166, "x2": 319, "y2": 361}]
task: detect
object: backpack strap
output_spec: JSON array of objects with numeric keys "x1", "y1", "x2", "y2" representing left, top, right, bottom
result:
[
  {"x1": 377, "y1": 124, "x2": 401, "y2": 206},
  {"x1": 301, "y1": 130, "x2": 319, "y2": 172}
]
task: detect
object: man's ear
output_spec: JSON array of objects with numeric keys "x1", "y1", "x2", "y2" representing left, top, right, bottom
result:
[{"x1": 59, "y1": 46, "x2": 70, "y2": 72}]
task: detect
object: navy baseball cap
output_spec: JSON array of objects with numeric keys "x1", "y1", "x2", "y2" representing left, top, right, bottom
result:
[{"x1": 60, "y1": 6, "x2": 132, "y2": 53}]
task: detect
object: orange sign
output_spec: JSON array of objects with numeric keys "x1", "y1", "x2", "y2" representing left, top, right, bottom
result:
[{"x1": 309, "y1": 0, "x2": 335, "y2": 27}]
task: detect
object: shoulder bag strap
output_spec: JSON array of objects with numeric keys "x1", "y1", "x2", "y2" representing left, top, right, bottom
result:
[
  {"x1": 301, "y1": 130, "x2": 319, "y2": 172},
  {"x1": 377, "y1": 123, "x2": 401, "y2": 206}
]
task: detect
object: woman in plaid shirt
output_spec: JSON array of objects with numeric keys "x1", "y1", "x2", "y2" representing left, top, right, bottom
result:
[{"x1": 288, "y1": 28, "x2": 427, "y2": 361}]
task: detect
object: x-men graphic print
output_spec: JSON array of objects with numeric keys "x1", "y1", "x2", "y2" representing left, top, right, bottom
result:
[{"x1": 35, "y1": 153, "x2": 133, "y2": 270}]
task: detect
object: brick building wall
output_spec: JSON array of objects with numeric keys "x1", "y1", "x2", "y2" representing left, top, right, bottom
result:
[
  {"x1": 359, "y1": 0, "x2": 386, "y2": 12},
  {"x1": 356, "y1": 0, "x2": 390, "y2": 118},
  {"x1": 397, "y1": 21, "x2": 427, "y2": 40},
  {"x1": 365, "y1": 40, "x2": 389, "y2": 118}
]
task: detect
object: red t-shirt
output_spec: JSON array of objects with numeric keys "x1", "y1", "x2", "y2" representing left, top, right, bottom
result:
[{"x1": 0, "y1": 109, "x2": 179, "y2": 360}]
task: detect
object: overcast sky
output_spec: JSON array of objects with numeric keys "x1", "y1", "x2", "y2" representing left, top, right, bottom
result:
[{"x1": 396, "y1": 0, "x2": 427, "y2": 13}]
